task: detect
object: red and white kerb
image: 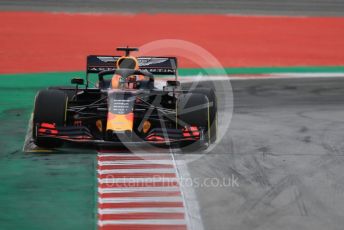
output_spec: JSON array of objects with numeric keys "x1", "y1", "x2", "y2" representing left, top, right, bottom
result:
[{"x1": 97, "y1": 151, "x2": 188, "y2": 230}]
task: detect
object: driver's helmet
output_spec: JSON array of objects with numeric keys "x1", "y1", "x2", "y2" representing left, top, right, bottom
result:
[
  {"x1": 111, "y1": 56, "x2": 144, "y2": 89},
  {"x1": 116, "y1": 56, "x2": 139, "y2": 70}
]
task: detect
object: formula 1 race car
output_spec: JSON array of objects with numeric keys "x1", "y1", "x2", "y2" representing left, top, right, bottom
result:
[{"x1": 32, "y1": 47, "x2": 217, "y2": 149}]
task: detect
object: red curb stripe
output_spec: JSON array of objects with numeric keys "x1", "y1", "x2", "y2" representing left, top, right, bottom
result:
[
  {"x1": 99, "y1": 191, "x2": 181, "y2": 198},
  {"x1": 99, "y1": 181, "x2": 179, "y2": 188},
  {"x1": 97, "y1": 152, "x2": 187, "y2": 230},
  {"x1": 99, "y1": 202, "x2": 185, "y2": 209},
  {"x1": 98, "y1": 173, "x2": 177, "y2": 179},
  {"x1": 100, "y1": 225, "x2": 187, "y2": 230},
  {"x1": 99, "y1": 213, "x2": 185, "y2": 220},
  {"x1": 98, "y1": 164, "x2": 174, "y2": 170}
]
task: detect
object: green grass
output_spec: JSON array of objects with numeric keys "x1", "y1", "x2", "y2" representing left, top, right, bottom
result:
[
  {"x1": 2, "y1": 66, "x2": 344, "y2": 81},
  {"x1": 0, "y1": 73, "x2": 96, "y2": 230}
]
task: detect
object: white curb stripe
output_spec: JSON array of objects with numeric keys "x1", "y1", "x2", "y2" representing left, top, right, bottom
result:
[
  {"x1": 98, "y1": 219, "x2": 186, "y2": 226},
  {"x1": 97, "y1": 151, "x2": 188, "y2": 230},
  {"x1": 98, "y1": 168, "x2": 176, "y2": 174},
  {"x1": 98, "y1": 160, "x2": 173, "y2": 165},
  {"x1": 98, "y1": 177, "x2": 178, "y2": 184},
  {"x1": 98, "y1": 153, "x2": 171, "y2": 157}
]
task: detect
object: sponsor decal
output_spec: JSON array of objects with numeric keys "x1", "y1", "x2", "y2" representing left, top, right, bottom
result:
[{"x1": 138, "y1": 57, "x2": 169, "y2": 66}]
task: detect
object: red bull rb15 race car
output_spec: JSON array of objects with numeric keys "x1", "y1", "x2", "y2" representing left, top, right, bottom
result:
[{"x1": 32, "y1": 47, "x2": 217, "y2": 149}]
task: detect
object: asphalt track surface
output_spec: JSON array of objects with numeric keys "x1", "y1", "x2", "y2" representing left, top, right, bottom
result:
[
  {"x1": 189, "y1": 77, "x2": 344, "y2": 230},
  {"x1": 1, "y1": 0, "x2": 344, "y2": 16},
  {"x1": 3, "y1": 75, "x2": 344, "y2": 230},
  {"x1": 16, "y1": 75, "x2": 344, "y2": 230}
]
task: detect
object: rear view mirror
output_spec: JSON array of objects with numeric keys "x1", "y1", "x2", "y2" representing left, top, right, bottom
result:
[{"x1": 71, "y1": 78, "x2": 84, "y2": 85}]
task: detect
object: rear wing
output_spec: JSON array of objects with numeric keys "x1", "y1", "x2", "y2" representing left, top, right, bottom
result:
[{"x1": 87, "y1": 55, "x2": 177, "y2": 75}]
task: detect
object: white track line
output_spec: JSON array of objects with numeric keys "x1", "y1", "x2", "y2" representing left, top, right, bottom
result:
[
  {"x1": 178, "y1": 73, "x2": 344, "y2": 82},
  {"x1": 172, "y1": 152, "x2": 205, "y2": 230}
]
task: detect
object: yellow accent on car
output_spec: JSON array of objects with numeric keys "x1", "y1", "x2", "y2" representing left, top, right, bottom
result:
[
  {"x1": 142, "y1": 120, "x2": 151, "y2": 133},
  {"x1": 106, "y1": 112, "x2": 133, "y2": 132},
  {"x1": 96, "y1": 120, "x2": 103, "y2": 132}
]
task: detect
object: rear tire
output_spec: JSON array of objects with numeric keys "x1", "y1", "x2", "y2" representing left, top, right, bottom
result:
[{"x1": 33, "y1": 89, "x2": 68, "y2": 148}]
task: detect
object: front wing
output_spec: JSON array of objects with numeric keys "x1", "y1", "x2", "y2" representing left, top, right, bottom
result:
[{"x1": 35, "y1": 123, "x2": 203, "y2": 147}]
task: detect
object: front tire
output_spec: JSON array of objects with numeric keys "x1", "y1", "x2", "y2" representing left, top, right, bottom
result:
[
  {"x1": 177, "y1": 93, "x2": 210, "y2": 149},
  {"x1": 189, "y1": 88, "x2": 217, "y2": 143},
  {"x1": 33, "y1": 89, "x2": 68, "y2": 148}
]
